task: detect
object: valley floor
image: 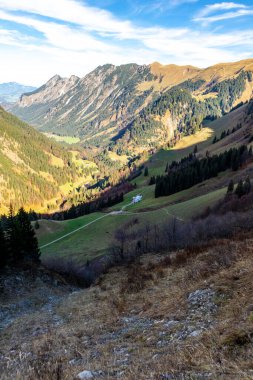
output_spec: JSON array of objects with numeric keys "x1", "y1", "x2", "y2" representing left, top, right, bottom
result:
[{"x1": 1, "y1": 232, "x2": 253, "y2": 379}]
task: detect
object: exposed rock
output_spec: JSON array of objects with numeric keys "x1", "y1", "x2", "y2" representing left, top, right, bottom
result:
[
  {"x1": 76, "y1": 370, "x2": 103, "y2": 379},
  {"x1": 76, "y1": 370, "x2": 94, "y2": 379}
]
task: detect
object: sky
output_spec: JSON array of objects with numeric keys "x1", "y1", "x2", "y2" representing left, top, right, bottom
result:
[{"x1": 0, "y1": 0, "x2": 253, "y2": 86}]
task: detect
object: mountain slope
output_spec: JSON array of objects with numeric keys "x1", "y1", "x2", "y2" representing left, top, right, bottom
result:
[
  {"x1": 114, "y1": 67, "x2": 253, "y2": 154},
  {"x1": 9, "y1": 63, "x2": 204, "y2": 145},
  {"x1": 0, "y1": 82, "x2": 36, "y2": 103},
  {"x1": 0, "y1": 107, "x2": 97, "y2": 214},
  {"x1": 10, "y1": 60, "x2": 253, "y2": 149}
]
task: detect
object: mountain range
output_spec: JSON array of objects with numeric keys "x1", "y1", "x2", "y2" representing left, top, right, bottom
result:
[
  {"x1": 10, "y1": 59, "x2": 253, "y2": 154},
  {"x1": 2, "y1": 58, "x2": 253, "y2": 213},
  {"x1": 0, "y1": 82, "x2": 36, "y2": 103}
]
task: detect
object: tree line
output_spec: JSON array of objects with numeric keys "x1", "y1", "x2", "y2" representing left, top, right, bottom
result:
[
  {"x1": 0, "y1": 206, "x2": 40, "y2": 269},
  {"x1": 154, "y1": 145, "x2": 252, "y2": 198},
  {"x1": 212, "y1": 123, "x2": 242, "y2": 144},
  {"x1": 227, "y1": 176, "x2": 251, "y2": 198}
]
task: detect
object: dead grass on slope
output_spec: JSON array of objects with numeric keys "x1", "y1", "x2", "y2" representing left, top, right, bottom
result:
[{"x1": 1, "y1": 235, "x2": 253, "y2": 379}]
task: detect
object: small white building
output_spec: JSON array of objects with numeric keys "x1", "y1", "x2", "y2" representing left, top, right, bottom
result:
[{"x1": 132, "y1": 194, "x2": 142, "y2": 204}]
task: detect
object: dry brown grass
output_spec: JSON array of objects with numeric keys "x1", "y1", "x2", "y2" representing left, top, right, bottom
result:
[{"x1": 1, "y1": 234, "x2": 253, "y2": 379}]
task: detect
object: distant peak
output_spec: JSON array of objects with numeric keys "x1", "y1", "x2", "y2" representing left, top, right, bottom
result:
[
  {"x1": 70, "y1": 75, "x2": 79, "y2": 81},
  {"x1": 47, "y1": 74, "x2": 62, "y2": 85}
]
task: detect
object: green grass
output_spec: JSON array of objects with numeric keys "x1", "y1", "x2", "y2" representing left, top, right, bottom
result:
[
  {"x1": 38, "y1": 185, "x2": 226, "y2": 264},
  {"x1": 164, "y1": 187, "x2": 226, "y2": 219},
  {"x1": 38, "y1": 212, "x2": 104, "y2": 247},
  {"x1": 39, "y1": 211, "x2": 171, "y2": 263},
  {"x1": 43, "y1": 133, "x2": 80, "y2": 144},
  {"x1": 38, "y1": 109, "x2": 243, "y2": 264},
  {"x1": 133, "y1": 107, "x2": 245, "y2": 187}
]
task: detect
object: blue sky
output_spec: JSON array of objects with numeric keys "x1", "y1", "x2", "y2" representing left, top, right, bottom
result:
[{"x1": 0, "y1": 0, "x2": 252, "y2": 85}]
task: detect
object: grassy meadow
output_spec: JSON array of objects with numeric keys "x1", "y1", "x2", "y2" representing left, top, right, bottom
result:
[{"x1": 38, "y1": 107, "x2": 247, "y2": 264}]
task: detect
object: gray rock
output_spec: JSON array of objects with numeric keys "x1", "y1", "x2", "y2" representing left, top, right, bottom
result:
[{"x1": 77, "y1": 370, "x2": 94, "y2": 379}]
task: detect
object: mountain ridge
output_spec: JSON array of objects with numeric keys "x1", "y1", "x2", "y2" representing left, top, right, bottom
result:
[
  {"x1": 0, "y1": 106, "x2": 98, "y2": 214},
  {"x1": 0, "y1": 82, "x2": 36, "y2": 103},
  {"x1": 9, "y1": 59, "x2": 253, "y2": 153}
]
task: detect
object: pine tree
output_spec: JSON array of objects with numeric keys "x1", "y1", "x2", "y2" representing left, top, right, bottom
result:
[
  {"x1": 232, "y1": 151, "x2": 240, "y2": 171},
  {"x1": 16, "y1": 207, "x2": 40, "y2": 264},
  {"x1": 149, "y1": 176, "x2": 156, "y2": 185},
  {"x1": 0, "y1": 222, "x2": 8, "y2": 268},
  {"x1": 244, "y1": 176, "x2": 251, "y2": 194},
  {"x1": 194, "y1": 145, "x2": 198, "y2": 154},
  {"x1": 235, "y1": 179, "x2": 244, "y2": 198},
  {"x1": 5, "y1": 205, "x2": 20, "y2": 264},
  {"x1": 144, "y1": 167, "x2": 149, "y2": 177},
  {"x1": 227, "y1": 179, "x2": 234, "y2": 194},
  {"x1": 34, "y1": 220, "x2": 40, "y2": 230}
]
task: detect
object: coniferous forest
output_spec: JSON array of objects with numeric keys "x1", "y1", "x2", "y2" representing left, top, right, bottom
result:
[
  {"x1": 0, "y1": 206, "x2": 40, "y2": 269},
  {"x1": 154, "y1": 145, "x2": 252, "y2": 198}
]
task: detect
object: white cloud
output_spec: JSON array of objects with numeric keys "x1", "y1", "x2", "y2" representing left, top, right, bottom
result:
[
  {"x1": 0, "y1": 0, "x2": 252, "y2": 85},
  {"x1": 0, "y1": 0, "x2": 132, "y2": 35},
  {"x1": 194, "y1": 2, "x2": 253, "y2": 25}
]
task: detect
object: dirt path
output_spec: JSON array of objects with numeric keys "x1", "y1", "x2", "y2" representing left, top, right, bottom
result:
[{"x1": 39, "y1": 214, "x2": 109, "y2": 250}]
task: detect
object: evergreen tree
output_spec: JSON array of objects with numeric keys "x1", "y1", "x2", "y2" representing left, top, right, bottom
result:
[
  {"x1": 231, "y1": 151, "x2": 240, "y2": 171},
  {"x1": 227, "y1": 179, "x2": 234, "y2": 194},
  {"x1": 194, "y1": 145, "x2": 198, "y2": 154},
  {"x1": 16, "y1": 207, "x2": 40, "y2": 264},
  {"x1": 244, "y1": 176, "x2": 251, "y2": 195},
  {"x1": 144, "y1": 167, "x2": 149, "y2": 177},
  {"x1": 34, "y1": 220, "x2": 40, "y2": 230},
  {"x1": 149, "y1": 176, "x2": 156, "y2": 185},
  {"x1": 5, "y1": 205, "x2": 21, "y2": 264},
  {"x1": 0, "y1": 222, "x2": 8, "y2": 268},
  {"x1": 212, "y1": 135, "x2": 217, "y2": 144},
  {"x1": 235, "y1": 179, "x2": 244, "y2": 198}
]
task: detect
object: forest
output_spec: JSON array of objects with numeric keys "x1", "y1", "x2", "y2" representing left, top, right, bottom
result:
[
  {"x1": 0, "y1": 206, "x2": 40, "y2": 269},
  {"x1": 154, "y1": 145, "x2": 252, "y2": 197},
  {"x1": 115, "y1": 71, "x2": 251, "y2": 152}
]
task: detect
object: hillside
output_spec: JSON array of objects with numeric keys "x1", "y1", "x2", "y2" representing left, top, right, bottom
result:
[
  {"x1": 0, "y1": 82, "x2": 36, "y2": 103},
  {"x1": 2, "y1": 61, "x2": 253, "y2": 380},
  {"x1": 2, "y1": 232, "x2": 253, "y2": 379},
  {"x1": 10, "y1": 59, "x2": 253, "y2": 153},
  {"x1": 114, "y1": 67, "x2": 253, "y2": 154},
  {"x1": 35, "y1": 101, "x2": 253, "y2": 267},
  {"x1": 0, "y1": 107, "x2": 98, "y2": 214}
]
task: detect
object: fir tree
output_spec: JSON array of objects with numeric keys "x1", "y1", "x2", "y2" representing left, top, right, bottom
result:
[
  {"x1": 235, "y1": 179, "x2": 244, "y2": 198},
  {"x1": 34, "y1": 220, "x2": 40, "y2": 230},
  {"x1": 5, "y1": 205, "x2": 20, "y2": 264},
  {"x1": 244, "y1": 176, "x2": 251, "y2": 195},
  {"x1": 0, "y1": 222, "x2": 8, "y2": 268},
  {"x1": 16, "y1": 207, "x2": 40, "y2": 264},
  {"x1": 144, "y1": 167, "x2": 149, "y2": 177},
  {"x1": 149, "y1": 176, "x2": 156, "y2": 185},
  {"x1": 227, "y1": 179, "x2": 234, "y2": 194}
]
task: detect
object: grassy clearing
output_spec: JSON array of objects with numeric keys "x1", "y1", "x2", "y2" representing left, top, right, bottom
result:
[
  {"x1": 38, "y1": 186, "x2": 226, "y2": 264},
  {"x1": 134, "y1": 107, "x2": 246, "y2": 187},
  {"x1": 38, "y1": 109, "x2": 244, "y2": 263},
  {"x1": 38, "y1": 211, "x2": 170, "y2": 263},
  {"x1": 43, "y1": 133, "x2": 80, "y2": 144},
  {"x1": 164, "y1": 187, "x2": 226, "y2": 219}
]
